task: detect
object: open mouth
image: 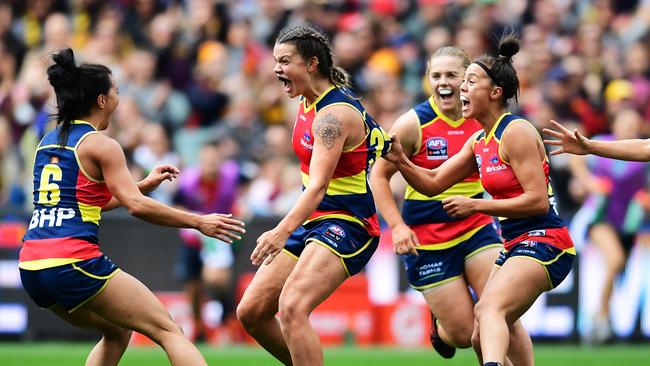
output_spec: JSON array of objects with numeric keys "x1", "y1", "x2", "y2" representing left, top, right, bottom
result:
[
  {"x1": 277, "y1": 75, "x2": 292, "y2": 92},
  {"x1": 460, "y1": 95, "x2": 470, "y2": 111},
  {"x1": 438, "y1": 88, "x2": 453, "y2": 102}
]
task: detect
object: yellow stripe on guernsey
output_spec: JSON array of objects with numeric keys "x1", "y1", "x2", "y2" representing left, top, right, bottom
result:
[
  {"x1": 19, "y1": 258, "x2": 84, "y2": 270},
  {"x1": 417, "y1": 224, "x2": 487, "y2": 250},
  {"x1": 301, "y1": 171, "x2": 367, "y2": 195},
  {"x1": 78, "y1": 202, "x2": 101, "y2": 225},
  {"x1": 304, "y1": 213, "x2": 367, "y2": 228},
  {"x1": 405, "y1": 181, "x2": 483, "y2": 201}
]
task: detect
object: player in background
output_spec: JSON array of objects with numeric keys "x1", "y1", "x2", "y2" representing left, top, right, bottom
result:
[
  {"x1": 236, "y1": 24, "x2": 390, "y2": 366},
  {"x1": 369, "y1": 46, "x2": 532, "y2": 364},
  {"x1": 19, "y1": 48, "x2": 245, "y2": 366},
  {"x1": 383, "y1": 34, "x2": 575, "y2": 366}
]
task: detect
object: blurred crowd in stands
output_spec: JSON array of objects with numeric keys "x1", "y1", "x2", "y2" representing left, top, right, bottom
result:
[{"x1": 2, "y1": 0, "x2": 650, "y2": 223}]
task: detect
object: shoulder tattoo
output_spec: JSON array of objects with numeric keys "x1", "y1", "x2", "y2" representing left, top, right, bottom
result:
[{"x1": 313, "y1": 112, "x2": 342, "y2": 149}]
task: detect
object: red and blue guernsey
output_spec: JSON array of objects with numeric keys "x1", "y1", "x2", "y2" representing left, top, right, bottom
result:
[
  {"x1": 402, "y1": 97, "x2": 494, "y2": 249},
  {"x1": 20, "y1": 121, "x2": 112, "y2": 270},
  {"x1": 292, "y1": 86, "x2": 391, "y2": 236},
  {"x1": 473, "y1": 113, "x2": 574, "y2": 252}
]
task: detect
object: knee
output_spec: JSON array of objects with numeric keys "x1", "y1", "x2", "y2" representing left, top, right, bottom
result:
[
  {"x1": 278, "y1": 291, "x2": 309, "y2": 329},
  {"x1": 236, "y1": 298, "x2": 272, "y2": 332},
  {"x1": 105, "y1": 327, "x2": 133, "y2": 348},
  {"x1": 144, "y1": 317, "x2": 185, "y2": 346},
  {"x1": 474, "y1": 299, "x2": 501, "y2": 322}
]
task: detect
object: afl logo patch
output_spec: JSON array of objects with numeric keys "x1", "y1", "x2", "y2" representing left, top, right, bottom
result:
[
  {"x1": 324, "y1": 224, "x2": 346, "y2": 243},
  {"x1": 300, "y1": 130, "x2": 313, "y2": 149},
  {"x1": 50, "y1": 156, "x2": 59, "y2": 164},
  {"x1": 474, "y1": 154, "x2": 482, "y2": 170},
  {"x1": 426, "y1": 137, "x2": 448, "y2": 160}
]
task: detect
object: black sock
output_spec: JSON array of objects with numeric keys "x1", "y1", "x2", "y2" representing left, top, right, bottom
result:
[{"x1": 483, "y1": 363, "x2": 503, "y2": 366}]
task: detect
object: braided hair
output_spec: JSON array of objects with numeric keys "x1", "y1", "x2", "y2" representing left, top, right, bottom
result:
[
  {"x1": 276, "y1": 24, "x2": 351, "y2": 90},
  {"x1": 473, "y1": 32, "x2": 520, "y2": 106}
]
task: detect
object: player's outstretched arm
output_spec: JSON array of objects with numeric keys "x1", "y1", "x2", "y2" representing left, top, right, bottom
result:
[
  {"x1": 102, "y1": 164, "x2": 180, "y2": 211},
  {"x1": 544, "y1": 120, "x2": 650, "y2": 161},
  {"x1": 384, "y1": 134, "x2": 476, "y2": 198},
  {"x1": 91, "y1": 134, "x2": 245, "y2": 242}
]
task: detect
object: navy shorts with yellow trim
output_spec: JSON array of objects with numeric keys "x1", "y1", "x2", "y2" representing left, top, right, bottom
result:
[
  {"x1": 495, "y1": 241, "x2": 575, "y2": 289},
  {"x1": 405, "y1": 224, "x2": 503, "y2": 291},
  {"x1": 283, "y1": 219, "x2": 379, "y2": 277},
  {"x1": 20, "y1": 255, "x2": 120, "y2": 313}
]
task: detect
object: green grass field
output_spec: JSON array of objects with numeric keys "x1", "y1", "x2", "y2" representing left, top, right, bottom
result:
[{"x1": 1, "y1": 343, "x2": 649, "y2": 366}]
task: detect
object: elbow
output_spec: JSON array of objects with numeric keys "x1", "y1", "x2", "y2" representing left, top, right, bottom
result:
[
  {"x1": 308, "y1": 182, "x2": 328, "y2": 201},
  {"x1": 419, "y1": 182, "x2": 442, "y2": 198},
  {"x1": 530, "y1": 196, "x2": 549, "y2": 216},
  {"x1": 123, "y1": 195, "x2": 147, "y2": 217},
  {"x1": 423, "y1": 187, "x2": 442, "y2": 198}
]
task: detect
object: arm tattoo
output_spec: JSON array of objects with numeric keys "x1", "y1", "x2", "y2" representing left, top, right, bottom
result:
[{"x1": 313, "y1": 113, "x2": 343, "y2": 149}]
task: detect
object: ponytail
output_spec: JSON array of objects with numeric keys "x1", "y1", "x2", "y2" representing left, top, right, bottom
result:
[
  {"x1": 47, "y1": 48, "x2": 112, "y2": 146},
  {"x1": 473, "y1": 32, "x2": 521, "y2": 106}
]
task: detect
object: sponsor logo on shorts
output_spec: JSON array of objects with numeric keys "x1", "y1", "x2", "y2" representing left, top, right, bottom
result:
[
  {"x1": 417, "y1": 261, "x2": 443, "y2": 278},
  {"x1": 528, "y1": 229, "x2": 546, "y2": 237},
  {"x1": 520, "y1": 240, "x2": 538, "y2": 247},
  {"x1": 324, "y1": 224, "x2": 346, "y2": 243}
]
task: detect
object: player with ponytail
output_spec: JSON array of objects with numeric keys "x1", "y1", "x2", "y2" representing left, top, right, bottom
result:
[
  {"x1": 384, "y1": 33, "x2": 575, "y2": 366},
  {"x1": 237, "y1": 24, "x2": 390, "y2": 366},
  {"x1": 20, "y1": 48, "x2": 245, "y2": 366}
]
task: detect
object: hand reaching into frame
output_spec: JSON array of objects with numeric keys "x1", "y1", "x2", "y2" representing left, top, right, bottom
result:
[{"x1": 542, "y1": 120, "x2": 591, "y2": 156}]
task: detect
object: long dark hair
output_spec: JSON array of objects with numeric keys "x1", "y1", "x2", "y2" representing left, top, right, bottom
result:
[
  {"x1": 276, "y1": 24, "x2": 351, "y2": 90},
  {"x1": 47, "y1": 48, "x2": 112, "y2": 146},
  {"x1": 473, "y1": 32, "x2": 520, "y2": 106}
]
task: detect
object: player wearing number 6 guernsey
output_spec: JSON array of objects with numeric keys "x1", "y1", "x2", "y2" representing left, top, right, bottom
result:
[
  {"x1": 21, "y1": 121, "x2": 112, "y2": 269},
  {"x1": 237, "y1": 24, "x2": 391, "y2": 366},
  {"x1": 19, "y1": 48, "x2": 245, "y2": 366}
]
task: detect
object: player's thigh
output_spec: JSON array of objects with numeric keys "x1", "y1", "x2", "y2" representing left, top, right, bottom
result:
[
  {"x1": 464, "y1": 247, "x2": 501, "y2": 299},
  {"x1": 422, "y1": 277, "x2": 475, "y2": 332},
  {"x1": 279, "y1": 243, "x2": 348, "y2": 315},
  {"x1": 479, "y1": 258, "x2": 548, "y2": 324},
  {"x1": 81, "y1": 270, "x2": 178, "y2": 335},
  {"x1": 239, "y1": 251, "x2": 297, "y2": 316},
  {"x1": 51, "y1": 304, "x2": 131, "y2": 337}
]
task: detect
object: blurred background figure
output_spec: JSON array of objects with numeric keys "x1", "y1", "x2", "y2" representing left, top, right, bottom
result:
[
  {"x1": 173, "y1": 139, "x2": 240, "y2": 343},
  {"x1": 567, "y1": 108, "x2": 649, "y2": 344}
]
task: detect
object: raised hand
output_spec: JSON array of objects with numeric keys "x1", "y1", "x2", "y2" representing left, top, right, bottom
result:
[
  {"x1": 140, "y1": 164, "x2": 181, "y2": 193},
  {"x1": 197, "y1": 213, "x2": 246, "y2": 243},
  {"x1": 251, "y1": 227, "x2": 290, "y2": 266},
  {"x1": 391, "y1": 223, "x2": 420, "y2": 256},
  {"x1": 542, "y1": 120, "x2": 590, "y2": 156}
]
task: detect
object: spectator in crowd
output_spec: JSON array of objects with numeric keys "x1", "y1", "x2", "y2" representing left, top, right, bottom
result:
[
  {"x1": 174, "y1": 139, "x2": 240, "y2": 342},
  {"x1": 133, "y1": 122, "x2": 180, "y2": 205}
]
